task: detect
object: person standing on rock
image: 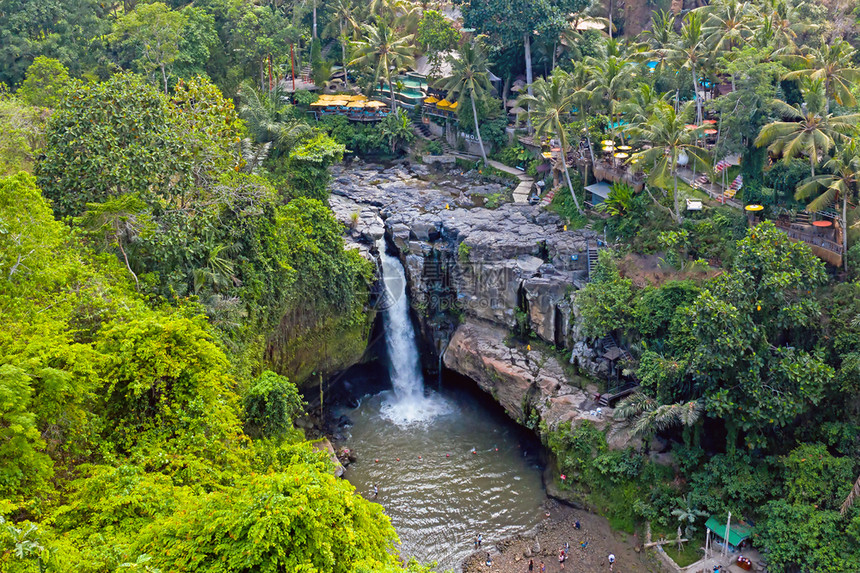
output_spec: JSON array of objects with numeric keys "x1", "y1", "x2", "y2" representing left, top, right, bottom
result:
[
  {"x1": 474, "y1": 535, "x2": 479, "y2": 549},
  {"x1": 477, "y1": 533, "x2": 483, "y2": 548},
  {"x1": 528, "y1": 558, "x2": 534, "y2": 572},
  {"x1": 608, "y1": 552, "x2": 616, "y2": 571},
  {"x1": 372, "y1": 485, "x2": 378, "y2": 498},
  {"x1": 559, "y1": 547, "x2": 566, "y2": 569}
]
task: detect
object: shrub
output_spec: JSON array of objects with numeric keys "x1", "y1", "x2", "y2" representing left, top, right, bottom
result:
[{"x1": 244, "y1": 371, "x2": 306, "y2": 438}]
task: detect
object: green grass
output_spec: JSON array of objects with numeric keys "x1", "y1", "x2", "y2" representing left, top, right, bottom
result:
[{"x1": 651, "y1": 527, "x2": 705, "y2": 567}]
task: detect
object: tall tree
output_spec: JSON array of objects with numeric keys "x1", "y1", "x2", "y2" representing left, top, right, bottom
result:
[
  {"x1": 112, "y1": 2, "x2": 188, "y2": 94},
  {"x1": 629, "y1": 101, "x2": 711, "y2": 223},
  {"x1": 782, "y1": 39, "x2": 860, "y2": 111},
  {"x1": 699, "y1": 0, "x2": 754, "y2": 53},
  {"x1": 755, "y1": 83, "x2": 859, "y2": 177},
  {"x1": 439, "y1": 42, "x2": 493, "y2": 163},
  {"x1": 322, "y1": 0, "x2": 359, "y2": 88},
  {"x1": 517, "y1": 70, "x2": 584, "y2": 216},
  {"x1": 796, "y1": 142, "x2": 860, "y2": 269},
  {"x1": 349, "y1": 23, "x2": 415, "y2": 111},
  {"x1": 666, "y1": 12, "x2": 707, "y2": 124}
]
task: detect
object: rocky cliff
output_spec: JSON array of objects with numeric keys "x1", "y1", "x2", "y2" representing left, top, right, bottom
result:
[{"x1": 329, "y1": 160, "x2": 628, "y2": 447}]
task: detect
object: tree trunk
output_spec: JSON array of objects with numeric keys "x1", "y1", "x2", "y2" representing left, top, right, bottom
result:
[
  {"x1": 843, "y1": 192, "x2": 849, "y2": 271},
  {"x1": 341, "y1": 31, "x2": 349, "y2": 88},
  {"x1": 672, "y1": 152, "x2": 683, "y2": 223},
  {"x1": 810, "y1": 153, "x2": 815, "y2": 178},
  {"x1": 388, "y1": 72, "x2": 397, "y2": 111},
  {"x1": 562, "y1": 146, "x2": 585, "y2": 215},
  {"x1": 471, "y1": 94, "x2": 488, "y2": 163},
  {"x1": 552, "y1": 41, "x2": 557, "y2": 71},
  {"x1": 608, "y1": 0, "x2": 613, "y2": 39},
  {"x1": 524, "y1": 33, "x2": 534, "y2": 134},
  {"x1": 161, "y1": 63, "x2": 168, "y2": 94},
  {"x1": 691, "y1": 62, "x2": 701, "y2": 124},
  {"x1": 260, "y1": 59, "x2": 266, "y2": 91},
  {"x1": 313, "y1": 0, "x2": 318, "y2": 39}
]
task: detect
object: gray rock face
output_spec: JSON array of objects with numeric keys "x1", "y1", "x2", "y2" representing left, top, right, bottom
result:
[
  {"x1": 328, "y1": 161, "x2": 627, "y2": 447},
  {"x1": 443, "y1": 320, "x2": 633, "y2": 448},
  {"x1": 329, "y1": 161, "x2": 595, "y2": 343}
]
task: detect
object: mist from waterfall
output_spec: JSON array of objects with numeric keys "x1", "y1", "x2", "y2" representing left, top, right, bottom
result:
[{"x1": 376, "y1": 237, "x2": 450, "y2": 425}]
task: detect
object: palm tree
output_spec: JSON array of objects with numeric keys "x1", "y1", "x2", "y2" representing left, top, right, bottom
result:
[
  {"x1": 439, "y1": 42, "x2": 493, "y2": 163},
  {"x1": 585, "y1": 53, "x2": 634, "y2": 125},
  {"x1": 617, "y1": 83, "x2": 672, "y2": 126},
  {"x1": 629, "y1": 101, "x2": 711, "y2": 223},
  {"x1": 614, "y1": 392, "x2": 704, "y2": 445},
  {"x1": 639, "y1": 10, "x2": 678, "y2": 73},
  {"x1": 350, "y1": 23, "x2": 415, "y2": 111},
  {"x1": 755, "y1": 85, "x2": 860, "y2": 177},
  {"x1": 323, "y1": 0, "x2": 359, "y2": 88},
  {"x1": 516, "y1": 70, "x2": 585, "y2": 216},
  {"x1": 666, "y1": 12, "x2": 707, "y2": 124},
  {"x1": 783, "y1": 39, "x2": 860, "y2": 111},
  {"x1": 842, "y1": 474, "x2": 860, "y2": 516},
  {"x1": 751, "y1": 0, "x2": 814, "y2": 55},
  {"x1": 796, "y1": 141, "x2": 860, "y2": 270},
  {"x1": 237, "y1": 81, "x2": 311, "y2": 152},
  {"x1": 699, "y1": 0, "x2": 754, "y2": 53}
]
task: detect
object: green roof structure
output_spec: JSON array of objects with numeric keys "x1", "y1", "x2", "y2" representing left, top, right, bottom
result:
[{"x1": 705, "y1": 516, "x2": 754, "y2": 547}]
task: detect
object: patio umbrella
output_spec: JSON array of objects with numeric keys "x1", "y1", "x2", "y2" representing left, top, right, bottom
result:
[
  {"x1": 509, "y1": 106, "x2": 526, "y2": 115},
  {"x1": 704, "y1": 129, "x2": 717, "y2": 135},
  {"x1": 703, "y1": 119, "x2": 717, "y2": 124},
  {"x1": 685, "y1": 124, "x2": 699, "y2": 129},
  {"x1": 617, "y1": 145, "x2": 632, "y2": 151},
  {"x1": 365, "y1": 101, "x2": 386, "y2": 108},
  {"x1": 614, "y1": 153, "x2": 629, "y2": 159},
  {"x1": 505, "y1": 100, "x2": 517, "y2": 107},
  {"x1": 424, "y1": 96, "x2": 439, "y2": 104},
  {"x1": 745, "y1": 204, "x2": 763, "y2": 212},
  {"x1": 601, "y1": 140, "x2": 615, "y2": 146}
]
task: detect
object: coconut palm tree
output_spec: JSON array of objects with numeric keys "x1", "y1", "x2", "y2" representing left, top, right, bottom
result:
[
  {"x1": 237, "y1": 81, "x2": 311, "y2": 152},
  {"x1": 585, "y1": 53, "x2": 634, "y2": 128},
  {"x1": 699, "y1": 0, "x2": 754, "y2": 53},
  {"x1": 783, "y1": 39, "x2": 860, "y2": 111},
  {"x1": 439, "y1": 42, "x2": 493, "y2": 163},
  {"x1": 796, "y1": 141, "x2": 860, "y2": 270},
  {"x1": 350, "y1": 23, "x2": 415, "y2": 111},
  {"x1": 755, "y1": 83, "x2": 860, "y2": 177},
  {"x1": 614, "y1": 392, "x2": 704, "y2": 445},
  {"x1": 629, "y1": 101, "x2": 711, "y2": 223},
  {"x1": 617, "y1": 83, "x2": 673, "y2": 126},
  {"x1": 323, "y1": 0, "x2": 359, "y2": 88},
  {"x1": 516, "y1": 70, "x2": 585, "y2": 216},
  {"x1": 639, "y1": 10, "x2": 678, "y2": 73},
  {"x1": 665, "y1": 12, "x2": 707, "y2": 124},
  {"x1": 751, "y1": 0, "x2": 815, "y2": 55}
]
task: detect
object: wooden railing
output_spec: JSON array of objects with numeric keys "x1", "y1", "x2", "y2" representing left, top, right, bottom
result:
[{"x1": 773, "y1": 221, "x2": 843, "y2": 255}]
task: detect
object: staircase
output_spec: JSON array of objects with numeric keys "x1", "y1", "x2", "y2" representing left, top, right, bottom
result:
[
  {"x1": 540, "y1": 187, "x2": 556, "y2": 206},
  {"x1": 587, "y1": 244, "x2": 600, "y2": 281}
]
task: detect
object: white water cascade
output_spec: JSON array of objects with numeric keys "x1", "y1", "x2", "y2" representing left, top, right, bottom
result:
[{"x1": 376, "y1": 237, "x2": 450, "y2": 425}]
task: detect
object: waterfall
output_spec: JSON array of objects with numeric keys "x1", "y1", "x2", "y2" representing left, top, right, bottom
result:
[{"x1": 376, "y1": 237, "x2": 449, "y2": 425}]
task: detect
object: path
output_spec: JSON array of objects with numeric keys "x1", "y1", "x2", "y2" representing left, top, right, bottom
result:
[{"x1": 410, "y1": 122, "x2": 534, "y2": 204}]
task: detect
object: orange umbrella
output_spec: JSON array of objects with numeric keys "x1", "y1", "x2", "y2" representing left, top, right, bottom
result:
[
  {"x1": 704, "y1": 129, "x2": 718, "y2": 135},
  {"x1": 812, "y1": 220, "x2": 833, "y2": 227},
  {"x1": 703, "y1": 119, "x2": 717, "y2": 124}
]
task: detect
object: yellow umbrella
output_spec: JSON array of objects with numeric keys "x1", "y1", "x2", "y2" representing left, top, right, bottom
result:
[
  {"x1": 437, "y1": 99, "x2": 452, "y2": 107},
  {"x1": 424, "y1": 96, "x2": 439, "y2": 104},
  {"x1": 309, "y1": 101, "x2": 328, "y2": 107},
  {"x1": 349, "y1": 94, "x2": 368, "y2": 101},
  {"x1": 449, "y1": 101, "x2": 459, "y2": 110},
  {"x1": 602, "y1": 146, "x2": 614, "y2": 152},
  {"x1": 365, "y1": 101, "x2": 386, "y2": 108},
  {"x1": 614, "y1": 152, "x2": 629, "y2": 159},
  {"x1": 601, "y1": 140, "x2": 615, "y2": 146},
  {"x1": 617, "y1": 145, "x2": 632, "y2": 151},
  {"x1": 347, "y1": 101, "x2": 366, "y2": 107},
  {"x1": 745, "y1": 204, "x2": 764, "y2": 212}
]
